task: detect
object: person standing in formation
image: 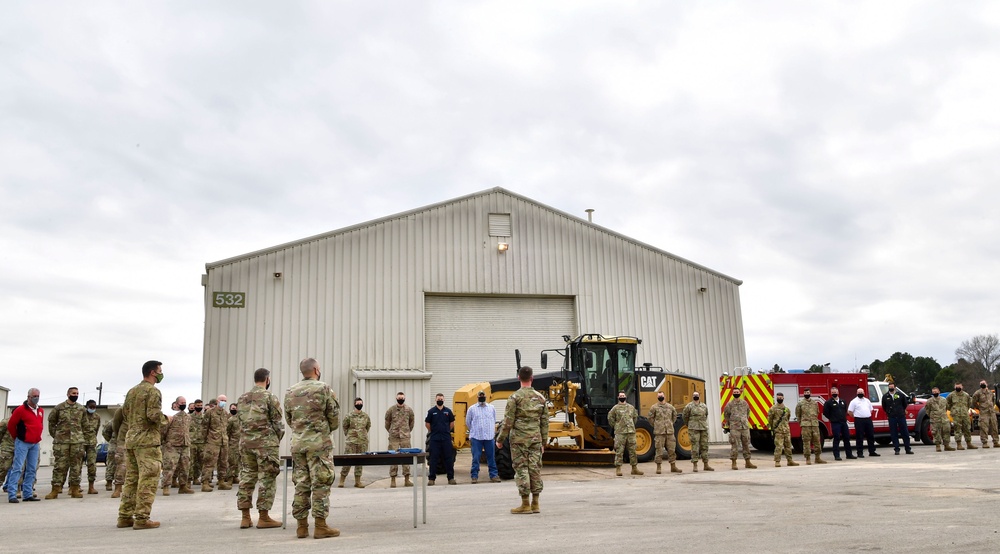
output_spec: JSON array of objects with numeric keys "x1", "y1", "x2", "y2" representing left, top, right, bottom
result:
[
  {"x1": 947, "y1": 384, "x2": 976, "y2": 450},
  {"x1": 823, "y1": 387, "x2": 855, "y2": 461},
  {"x1": 339, "y1": 397, "x2": 371, "y2": 489},
  {"x1": 226, "y1": 402, "x2": 241, "y2": 486},
  {"x1": 82, "y1": 399, "x2": 102, "y2": 494},
  {"x1": 496, "y1": 366, "x2": 548, "y2": 515},
  {"x1": 385, "y1": 392, "x2": 414, "y2": 488},
  {"x1": 971, "y1": 380, "x2": 999, "y2": 448},
  {"x1": 925, "y1": 387, "x2": 954, "y2": 452},
  {"x1": 117, "y1": 361, "x2": 168, "y2": 530},
  {"x1": 796, "y1": 388, "x2": 827, "y2": 464},
  {"x1": 160, "y1": 396, "x2": 194, "y2": 496},
  {"x1": 768, "y1": 392, "x2": 798, "y2": 467},
  {"x1": 608, "y1": 392, "x2": 643, "y2": 476},
  {"x1": 466, "y1": 391, "x2": 501, "y2": 484},
  {"x1": 102, "y1": 418, "x2": 116, "y2": 491},
  {"x1": 189, "y1": 399, "x2": 206, "y2": 485},
  {"x1": 682, "y1": 392, "x2": 713, "y2": 472},
  {"x1": 46, "y1": 387, "x2": 86, "y2": 499},
  {"x1": 722, "y1": 387, "x2": 756, "y2": 470},
  {"x1": 6, "y1": 390, "x2": 44, "y2": 503},
  {"x1": 236, "y1": 368, "x2": 284, "y2": 530},
  {"x1": 647, "y1": 392, "x2": 682, "y2": 474}
]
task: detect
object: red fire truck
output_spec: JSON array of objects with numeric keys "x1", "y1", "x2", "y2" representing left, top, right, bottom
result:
[{"x1": 719, "y1": 368, "x2": 925, "y2": 451}]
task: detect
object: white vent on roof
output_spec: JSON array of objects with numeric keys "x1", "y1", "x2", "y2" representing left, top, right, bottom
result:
[{"x1": 488, "y1": 213, "x2": 511, "y2": 237}]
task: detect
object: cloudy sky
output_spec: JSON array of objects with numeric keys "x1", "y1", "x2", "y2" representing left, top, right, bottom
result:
[{"x1": 3, "y1": 1, "x2": 998, "y2": 408}]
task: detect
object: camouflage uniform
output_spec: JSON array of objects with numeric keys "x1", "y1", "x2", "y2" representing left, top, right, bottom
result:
[
  {"x1": 284, "y1": 377, "x2": 340, "y2": 521},
  {"x1": 947, "y1": 390, "x2": 975, "y2": 448},
  {"x1": 218, "y1": 409, "x2": 231, "y2": 482},
  {"x1": 102, "y1": 421, "x2": 116, "y2": 488},
  {"x1": 723, "y1": 397, "x2": 753, "y2": 462},
  {"x1": 160, "y1": 409, "x2": 191, "y2": 488},
  {"x1": 647, "y1": 402, "x2": 678, "y2": 464},
  {"x1": 607, "y1": 401, "x2": 639, "y2": 468},
  {"x1": 340, "y1": 410, "x2": 371, "y2": 480},
  {"x1": 112, "y1": 408, "x2": 129, "y2": 486},
  {"x1": 925, "y1": 395, "x2": 952, "y2": 449},
  {"x1": 971, "y1": 387, "x2": 999, "y2": 447},
  {"x1": 237, "y1": 385, "x2": 284, "y2": 511},
  {"x1": 82, "y1": 410, "x2": 102, "y2": 486},
  {"x1": 682, "y1": 401, "x2": 710, "y2": 464},
  {"x1": 0, "y1": 418, "x2": 13, "y2": 490},
  {"x1": 118, "y1": 380, "x2": 167, "y2": 524},
  {"x1": 768, "y1": 403, "x2": 795, "y2": 462},
  {"x1": 384, "y1": 404, "x2": 414, "y2": 478},
  {"x1": 189, "y1": 410, "x2": 206, "y2": 483},
  {"x1": 226, "y1": 414, "x2": 241, "y2": 483},
  {"x1": 201, "y1": 406, "x2": 227, "y2": 485},
  {"x1": 795, "y1": 398, "x2": 824, "y2": 461},
  {"x1": 48, "y1": 400, "x2": 86, "y2": 491},
  {"x1": 497, "y1": 386, "x2": 549, "y2": 497}
]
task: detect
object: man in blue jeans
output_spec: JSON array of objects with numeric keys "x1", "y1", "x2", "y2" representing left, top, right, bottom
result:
[
  {"x1": 425, "y1": 393, "x2": 456, "y2": 485},
  {"x1": 8, "y1": 388, "x2": 45, "y2": 503},
  {"x1": 466, "y1": 391, "x2": 500, "y2": 484}
]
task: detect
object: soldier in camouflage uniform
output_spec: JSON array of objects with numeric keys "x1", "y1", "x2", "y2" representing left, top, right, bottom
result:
[
  {"x1": 608, "y1": 393, "x2": 643, "y2": 476},
  {"x1": 237, "y1": 368, "x2": 284, "y2": 530},
  {"x1": 795, "y1": 388, "x2": 827, "y2": 465},
  {"x1": 339, "y1": 397, "x2": 371, "y2": 488},
  {"x1": 111, "y1": 407, "x2": 128, "y2": 497},
  {"x1": 226, "y1": 403, "x2": 241, "y2": 485},
  {"x1": 768, "y1": 393, "x2": 799, "y2": 467},
  {"x1": 82, "y1": 399, "x2": 102, "y2": 494},
  {"x1": 189, "y1": 399, "x2": 206, "y2": 485},
  {"x1": 682, "y1": 392, "x2": 713, "y2": 472},
  {"x1": 384, "y1": 392, "x2": 414, "y2": 488},
  {"x1": 971, "y1": 380, "x2": 999, "y2": 448},
  {"x1": 160, "y1": 396, "x2": 194, "y2": 496},
  {"x1": 46, "y1": 387, "x2": 86, "y2": 499},
  {"x1": 1, "y1": 411, "x2": 14, "y2": 494},
  {"x1": 947, "y1": 384, "x2": 977, "y2": 450},
  {"x1": 200, "y1": 397, "x2": 229, "y2": 491},
  {"x1": 496, "y1": 366, "x2": 549, "y2": 514},
  {"x1": 926, "y1": 387, "x2": 954, "y2": 452},
  {"x1": 117, "y1": 360, "x2": 168, "y2": 530},
  {"x1": 647, "y1": 392, "x2": 681, "y2": 474},
  {"x1": 216, "y1": 395, "x2": 231, "y2": 488},
  {"x1": 102, "y1": 419, "x2": 116, "y2": 491},
  {"x1": 285, "y1": 358, "x2": 341, "y2": 539},
  {"x1": 723, "y1": 388, "x2": 757, "y2": 470}
]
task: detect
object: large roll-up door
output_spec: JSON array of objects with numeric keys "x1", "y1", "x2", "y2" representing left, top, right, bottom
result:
[{"x1": 424, "y1": 296, "x2": 577, "y2": 411}]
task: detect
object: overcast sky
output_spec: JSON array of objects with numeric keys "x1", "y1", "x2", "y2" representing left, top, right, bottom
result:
[{"x1": 3, "y1": 1, "x2": 998, "y2": 408}]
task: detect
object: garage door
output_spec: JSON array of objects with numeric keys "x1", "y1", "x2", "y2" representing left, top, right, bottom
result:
[{"x1": 424, "y1": 296, "x2": 577, "y2": 412}]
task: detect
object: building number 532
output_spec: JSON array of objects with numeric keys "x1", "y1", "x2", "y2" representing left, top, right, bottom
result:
[{"x1": 212, "y1": 292, "x2": 246, "y2": 308}]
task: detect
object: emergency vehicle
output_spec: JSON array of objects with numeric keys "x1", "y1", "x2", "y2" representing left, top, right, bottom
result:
[{"x1": 719, "y1": 367, "x2": 925, "y2": 452}]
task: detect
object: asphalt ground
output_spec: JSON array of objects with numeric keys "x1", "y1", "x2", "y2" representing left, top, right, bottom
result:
[{"x1": 4, "y1": 441, "x2": 1000, "y2": 553}]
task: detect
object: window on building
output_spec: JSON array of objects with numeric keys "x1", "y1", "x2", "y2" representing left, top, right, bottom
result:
[{"x1": 488, "y1": 213, "x2": 511, "y2": 237}]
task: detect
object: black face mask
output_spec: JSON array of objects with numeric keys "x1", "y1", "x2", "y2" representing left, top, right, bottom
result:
[
  {"x1": 982, "y1": 384, "x2": 988, "y2": 389},
  {"x1": 932, "y1": 392, "x2": 939, "y2": 397},
  {"x1": 832, "y1": 394, "x2": 838, "y2": 398},
  {"x1": 188, "y1": 407, "x2": 194, "y2": 413},
  {"x1": 68, "y1": 395, "x2": 79, "y2": 403},
  {"x1": 436, "y1": 400, "x2": 444, "y2": 407},
  {"x1": 733, "y1": 393, "x2": 741, "y2": 398},
  {"x1": 618, "y1": 397, "x2": 626, "y2": 403},
  {"x1": 195, "y1": 407, "x2": 203, "y2": 412},
  {"x1": 397, "y1": 398, "x2": 405, "y2": 405},
  {"x1": 693, "y1": 396, "x2": 700, "y2": 402},
  {"x1": 657, "y1": 396, "x2": 665, "y2": 402},
  {"x1": 889, "y1": 388, "x2": 895, "y2": 393},
  {"x1": 956, "y1": 387, "x2": 962, "y2": 392},
  {"x1": 230, "y1": 409, "x2": 237, "y2": 415},
  {"x1": 265, "y1": 381, "x2": 271, "y2": 390},
  {"x1": 777, "y1": 398, "x2": 784, "y2": 404},
  {"x1": 857, "y1": 393, "x2": 864, "y2": 399},
  {"x1": 804, "y1": 394, "x2": 811, "y2": 400},
  {"x1": 478, "y1": 397, "x2": 486, "y2": 404},
  {"x1": 355, "y1": 404, "x2": 363, "y2": 410},
  {"x1": 177, "y1": 404, "x2": 187, "y2": 412}
]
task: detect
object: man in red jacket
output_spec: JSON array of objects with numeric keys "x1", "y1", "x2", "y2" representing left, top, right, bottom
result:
[{"x1": 7, "y1": 388, "x2": 44, "y2": 503}]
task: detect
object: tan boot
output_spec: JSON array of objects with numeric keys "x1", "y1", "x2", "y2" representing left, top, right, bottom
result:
[
  {"x1": 731, "y1": 460, "x2": 738, "y2": 470},
  {"x1": 531, "y1": 493, "x2": 540, "y2": 513},
  {"x1": 338, "y1": 475, "x2": 346, "y2": 488},
  {"x1": 805, "y1": 456, "x2": 812, "y2": 465},
  {"x1": 775, "y1": 460, "x2": 781, "y2": 467},
  {"x1": 105, "y1": 482, "x2": 112, "y2": 491},
  {"x1": 390, "y1": 477, "x2": 397, "y2": 488},
  {"x1": 178, "y1": 484, "x2": 194, "y2": 494},
  {"x1": 744, "y1": 459, "x2": 757, "y2": 469},
  {"x1": 88, "y1": 481, "x2": 98, "y2": 494},
  {"x1": 70, "y1": 485, "x2": 83, "y2": 498},
  {"x1": 967, "y1": 440, "x2": 978, "y2": 449},
  {"x1": 958, "y1": 443, "x2": 966, "y2": 450},
  {"x1": 787, "y1": 458, "x2": 800, "y2": 467},
  {"x1": 354, "y1": 477, "x2": 364, "y2": 489},
  {"x1": 257, "y1": 510, "x2": 281, "y2": 529},
  {"x1": 511, "y1": 495, "x2": 532, "y2": 514},
  {"x1": 936, "y1": 444, "x2": 942, "y2": 452},
  {"x1": 670, "y1": 462, "x2": 682, "y2": 473},
  {"x1": 944, "y1": 444, "x2": 956, "y2": 451},
  {"x1": 404, "y1": 476, "x2": 413, "y2": 487},
  {"x1": 703, "y1": 461, "x2": 714, "y2": 471},
  {"x1": 133, "y1": 520, "x2": 161, "y2": 530},
  {"x1": 162, "y1": 486, "x2": 170, "y2": 496},
  {"x1": 692, "y1": 462, "x2": 698, "y2": 473},
  {"x1": 218, "y1": 481, "x2": 232, "y2": 490},
  {"x1": 815, "y1": 454, "x2": 827, "y2": 464},
  {"x1": 240, "y1": 508, "x2": 253, "y2": 529},
  {"x1": 313, "y1": 518, "x2": 340, "y2": 539},
  {"x1": 296, "y1": 519, "x2": 309, "y2": 539},
  {"x1": 631, "y1": 465, "x2": 644, "y2": 475},
  {"x1": 615, "y1": 466, "x2": 622, "y2": 476},
  {"x1": 111, "y1": 484, "x2": 122, "y2": 498},
  {"x1": 45, "y1": 485, "x2": 61, "y2": 500},
  {"x1": 655, "y1": 463, "x2": 662, "y2": 474},
  {"x1": 116, "y1": 517, "x2": 134, "y2": 528},
  {"x1": 201, "y1": 483, "x2": 214, "y2": 492}
]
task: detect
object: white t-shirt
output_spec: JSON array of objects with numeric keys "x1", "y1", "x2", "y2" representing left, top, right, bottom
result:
[{"x1": 848, "y1": 397, "x2": 873, "y2": 418}]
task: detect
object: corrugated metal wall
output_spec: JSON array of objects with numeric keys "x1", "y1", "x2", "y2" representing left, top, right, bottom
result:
[
  {"x1": 353, "y1": 371, "x2": 432, "y2": 455},
  {"x1": 203, "y1": 188, "x2": 746, "y2": 447}
]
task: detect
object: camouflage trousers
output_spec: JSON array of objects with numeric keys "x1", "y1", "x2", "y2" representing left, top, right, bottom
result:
[
  {"x1": 226, "y1": 442, "x2": 241, "y2": 482},
  {"x1": 201, "y1": 442, "x2": 224, "y2": 484},
  {"x1": 160, "y1": 445, "x2": 190, "y2": 488},
  {"x1": 105, "y1": 442, "x2": 117, "y2": 485},
  {"x1": 51, "y1": 443, "x2": 84, "y2": 488},
  {"x1": 979, "y1": 412, "x2": 999, "y2": 443},
  {"x1": 932, "y1": 419, "x2": 951, "y2": 447},
  {"x1": 291, "y1": 449, "x2": 334, "y2": 520},
  {"x1": 83, "y1": 443, "x2": 98, "y2": 483},
  {"x1": 339, "y1": 442, "x2": 369, "y2": 478},
  {"x1": 613, "y1": 432, "x2": 637, "y2": 467},
  {"x1": 0, "y1": 446, "x2": 13, "y2": 488},
  {"x1": 510, "y1": 441, "x2": 542, "y2": 497},
  {"x1": 654, "y1": 433, "x2": 676, "y2": 464},
  {"x1": 118, "y1": 446, "x2": 162, "y2": 523},
  {"x1": 801, "y1": 426, "x2": 823, "y2": 455},
  {"x1": 690, "y1": 429, "x2": 709, "y2": 462},
  {"x1": 238, "y1": 447, "x2": 280, "y2": 511},
  {"x1": 773, "y1": 430, "x2": 793, "y2": 459},
  {"x1": 728, "y1": 427, "x2": 751, "y2": 460},
  {"x1": 114, "y1": 443, "x2": 127, "y2": 485},
  {"x1": 190, "y1": 443, "x2": 205, "y2": 482},
  {"x1": 219, "y1": 442, "x2": 230, "y2": 480},
  {"x1": 387, "y1": 437, "x2": 411, "y2": 477},
  {"x1": 954, "y1": 416, "x2": 973, "y2": 443}
]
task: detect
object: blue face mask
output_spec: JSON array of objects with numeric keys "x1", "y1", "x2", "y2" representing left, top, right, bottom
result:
[
  {"x1": 87, "y1": 408, "x2": 96, "y2": 414},
  {"x1": 219, "y1": 401, "x2": 227, "y2": 408}
]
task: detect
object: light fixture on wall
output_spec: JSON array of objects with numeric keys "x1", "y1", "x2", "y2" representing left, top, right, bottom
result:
[
  {"x1": 697, "y1": 287, "x2": 707, "y2": 293},
  {"x1": 497, "y1": 242, "x2": 509, "y2": 253},
  {"x1": 274, "y1": 272, "x2": 283, "y2": 279}
]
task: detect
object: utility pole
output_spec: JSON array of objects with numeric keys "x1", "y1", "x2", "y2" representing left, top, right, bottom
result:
[{"x1": 97, "y1": 382, "x2": 103, "y2": 406}]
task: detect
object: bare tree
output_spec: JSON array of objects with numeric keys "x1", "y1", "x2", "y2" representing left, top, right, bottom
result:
[{"x1": 955, "y1": 334, "x2": 1000, "y2": 375}]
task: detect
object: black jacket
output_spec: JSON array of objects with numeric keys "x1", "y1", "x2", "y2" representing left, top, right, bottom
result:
[
  {"x1": 881, "y1": 389, "x2": 910, "y2": 418},
  {"x1": 823, "y1": 397, "x2": 848, "y2": 423}
]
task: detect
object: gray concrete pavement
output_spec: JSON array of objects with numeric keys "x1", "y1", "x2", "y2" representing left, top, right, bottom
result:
[{"x1": 4, "y1": 442, "x2": 1000, "y2": 553}]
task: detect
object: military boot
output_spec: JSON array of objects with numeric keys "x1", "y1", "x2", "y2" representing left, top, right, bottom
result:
[
  {"x1": 257, "y1": 510, "x2": 281, "y2": 529},
  {"x1": 531, "y1": 493, "x2": 540, "y2": 513},
  {"x1": 774, "y1": 460, "x2": 781, "y2": 467},
  {"x1": 116, "y1": 517, "x2": 134, "y2": 528},
  {"x1": 404, "y1": 476, "x2": 413, "y2": 487},
  {"x1": 944, "y1": 444, "x2": 956, "y2": 451},
  {"x1": 814, "y1": 454, "x2": 827, "y2": 464},
  {"x1": 240, "y1": 508, "x2": 253, "y2": 529},
  {"x1": 69, "y1": 485, "x2": 83, "y2": 498},
  {"x1": 957, "y1": 443, "x2": 966, "y2": 450},
  {"x1": 88, "y1": 481, "x2": 98, "y2": 494},
  {"x1": 805, "y1": 455, "x2": 812, "y2": 465},
  {"x1": 201, "y1": 483, "x2": 214, "y2": 492},
  {"x1": 313, "y1": 518, "x2": 340, "y2": 538},
  {"x1": 511, "y1": 495, "x2": 532, "y2": 514},
  {"x1": 162, "y1": 486, "x2": 170, "y2": 496},
  {"x1": 655, "y1": 463, "x2": 662, "y2": 474},
  {"x1": 786, "y1": 457, "x2": 800, "y2": 467},
  {"x1": 105, "y1": 481, "x2": 112, "y2": 491},
  {"x1": 670, "y1": 462, "x2": 682, "y2": 473},
  {"x1": 178, "y1": 484, "x2": 194, "y2": 494},
  {"x1": 133, "y1": 520, "x2": 161, "y2": 530},
  {"x1": 936, "y1": 444, "x2": 942, "y2": 452},
  {"x1": 111, "y1": 484, "x2": 122, "y2": 498},
  {"x1": 692, "y1": 462, "x2": 699, "y2": 473},
  {"x1": 630, "y1": 465, "x2": 643, "y2": 475},
  {"x1": 218, "y1": 481, "x2": 232, "y2": 490},
  {"x1": 994, "y1": 441, "x2": 999, "y2": 448},
  {"x1": 731, "y1": 459, "x2": 738, "y2": 470},
  {"x1": 983, "y1": 442, "x2": 991, "y2": 449},
  {"x1": 45, "y1": 485, "x2": 61, "y2": 499},
  {"x1": 390, "y1": 477, "x2": 397, "y2": 488},
  {"x1": 967, "y1": 440, "x2": 978, "y2": 449},
  {"x1": 338, "y1": 475, "x2": 346, "y2": 488},
  {"x1": 354, "y1": 477, "x2": 365, "y2": 489},
  {"x1": 744, "y1": 459, "x2": 757, "y2": 469},
  {"x1": 703, "y1": 460, "x2": 714, "y2": 471},
  {"x1": 296, "y1": 519, "x2": 309, "y2": 539},
  {"x1": 615, "y1": 466, "x2": 622, "y2": 476}
]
